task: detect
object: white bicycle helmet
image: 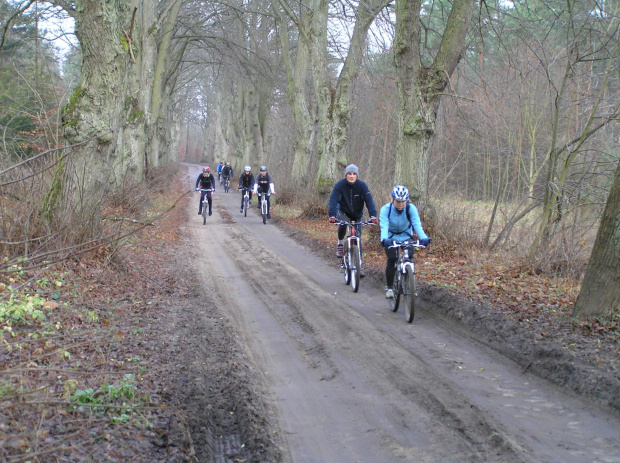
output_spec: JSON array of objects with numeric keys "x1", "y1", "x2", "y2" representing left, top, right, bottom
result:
[
  {"x1": 244, "y1": 165, "x2": 251, "y2": 172},
  {"x1": 391, "y1": 185, "x2": 409, "y2": 201}
]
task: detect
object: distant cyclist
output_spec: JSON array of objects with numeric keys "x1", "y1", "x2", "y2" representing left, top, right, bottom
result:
[
  {"x1": 328, "y1": 164, "x2": 377, "y2": 277},
  {"x1": 253, "y1": 166, "x2": 276, "y2": 219},
  {"x1": 216, "y1": 161, "x2": 224, "y2": 184},
  {"x1": 238, "y1": 166, "x2": 255, "y2": 213},
  {"x1": 195, "y1": 166, "x2": 216, "y2": 216},
  {"x1": 221, "y1": 162, "x2": 234, "y2": 184},
  {"x1": 379, "y1": 186, "x2": 430, "y2": 299}
]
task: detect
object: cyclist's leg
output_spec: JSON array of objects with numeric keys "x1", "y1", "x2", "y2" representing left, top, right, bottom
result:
[
  {"x1": 266, "y1": 195, "x2": 271, "y2": 217},
  {"x1": 385, "y1": 247, "x2": 398, "y2": 297},
  {"x1": 336, "y1": 210, "x2": 348, "y2": 241},
  {"x1": 207, "y1": 191, "x2": 213, "y2": 215}
]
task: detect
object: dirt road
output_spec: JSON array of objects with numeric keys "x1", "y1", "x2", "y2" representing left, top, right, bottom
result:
[{"x1": 175, "y1": 165, "x2": 620, "y2": 463}]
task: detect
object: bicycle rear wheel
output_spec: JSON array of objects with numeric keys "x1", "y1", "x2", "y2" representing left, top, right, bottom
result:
[
  {"x1": 350, "y1": 245, "x2": 360, "y2": 292},
  {"x1": 390, "y1": 272, "x2": 401, "y2": 312},
  {"x1": 403, "y1": 267, "x2": 416, "y2": 323}
]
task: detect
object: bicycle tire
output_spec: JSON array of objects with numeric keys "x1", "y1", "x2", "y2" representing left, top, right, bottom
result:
[
  {"x1": 261, "y1": 198, "x2": 267, "y2": 224},
  {"x1": 342, "y1": 243, "x2": 351, "y2": 285},
  {"x1": 390, "y1": 271, "x2": 401, "y2": 312},
  {"x1": 244, "y1": 197, "x2": 248, "y2": 217},
  {"x1": 350, "y1": 245, "x2": 360, "y2": 292},
  {"x1": 404, "y1": 266, "x2": 416, "y2": 323},
  {"x1": 202, "y1": 205, "x2": 207, "y2": 225}
]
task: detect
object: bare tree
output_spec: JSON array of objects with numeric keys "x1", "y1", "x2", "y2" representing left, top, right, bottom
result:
[
  {"x1": 573, "y1": 159, "x2": 620, "y2": 318},
  {"x1": 393, "y1": 0, "x2": 476, "y2": 216}
]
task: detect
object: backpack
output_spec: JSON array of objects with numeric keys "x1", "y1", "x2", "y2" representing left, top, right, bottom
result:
[{"x1": 387, "y1": 203, "x2": 413, "y2": 238}]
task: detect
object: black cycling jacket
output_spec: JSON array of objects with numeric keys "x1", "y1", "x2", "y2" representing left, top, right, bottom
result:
[
  {"x1": 328, "y1": 178, "x2": 377, "y2": 220},
  {"x1": 196, "y1": 173, "x2": 215, "y2": 190}
]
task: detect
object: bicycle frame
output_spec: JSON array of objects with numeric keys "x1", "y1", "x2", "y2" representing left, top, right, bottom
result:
[
  {"x1": 199, "y1": 188, "x2": 214, "y2": 225},
  {"x1": 241, "y1": 187, "x2": 250, "y2": 216},
  {"x1": 334, "y1": 219, "x2": 374, "y2": 293},
  {"x1": 388, "y1": 240, "x2": 425, "y2": 322},
  {"x1": 257, "y1": 190, "x2": 270, "y2": 224}
]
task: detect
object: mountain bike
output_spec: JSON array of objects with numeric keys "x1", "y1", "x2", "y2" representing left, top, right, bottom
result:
[
  {"x1": 239, "y1": 187, "x2": 251, "y2": 217},
  {"x1": 257, "y1": 190, "x2": 271, "y2": 224},
  {"x1": 223, "y1": 176, "x2": 230, "y2": 193},
  {"x1": 199, "y1": 188, "x2": 214, "y2": 225},
  {"x1": 334, "y1": 219, "x2": 374, "y2": 293},
  {"x1": 388, "y1": 240, "x2": 426, "y2": 323}
]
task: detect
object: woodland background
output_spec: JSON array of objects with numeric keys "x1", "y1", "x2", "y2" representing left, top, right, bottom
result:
[{"x1": 0, "y1": 0, "x2": 619, "y2": 318}]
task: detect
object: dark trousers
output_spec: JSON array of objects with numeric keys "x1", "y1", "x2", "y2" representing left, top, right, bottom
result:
[
  {"x1": 257, "y1": 189, "x2": 270, "y2": 214},
  {"x1": 384, "y1": 245, "x2": 415, "y2": 287}
]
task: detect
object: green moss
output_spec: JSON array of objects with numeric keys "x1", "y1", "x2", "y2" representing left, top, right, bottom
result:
[
  {"x1": 120, "y1": 33, "x2": 130, "y2": 52},
  {"x1": 128, "y1": 109, "x2": 144, "y2": 122},
  {"x1": 42, "y1": 157, "x2": 66, "y2": 220},
  {"x1": 62, "y1": 84, "x2": 85, "y2": 128}
]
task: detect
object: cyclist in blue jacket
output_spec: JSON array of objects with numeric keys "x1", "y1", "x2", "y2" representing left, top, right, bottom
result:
[
  {"x1": 328, "y1": 164, "x2": 377, "y2": 277},
  {"x1": 379, "y1": 185, "x2": 430, "y2": 299}
]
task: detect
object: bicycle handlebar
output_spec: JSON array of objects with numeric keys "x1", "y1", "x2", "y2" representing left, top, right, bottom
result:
[
  {"x1": 332, "y1": 220, "x2": 375, "y2": 226},
  {"x1": 388, "y1": 239, "x2": 425, "y2": 249}
]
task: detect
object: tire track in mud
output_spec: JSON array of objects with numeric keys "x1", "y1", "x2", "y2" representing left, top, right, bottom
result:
[{"x1": 201, "y1": 205, "x2": 528, "y2": 462}]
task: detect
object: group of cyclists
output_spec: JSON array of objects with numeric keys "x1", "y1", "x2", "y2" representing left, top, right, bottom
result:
[
  {"x1": 328, "y1": 164, "x2": 431, "y2": 300},
  {"x1": 197, "y1": 160, "x2": 431, "y2": 300},
  {"x1": 195, "y1": 161, "x2": 276, "y2": 220}
]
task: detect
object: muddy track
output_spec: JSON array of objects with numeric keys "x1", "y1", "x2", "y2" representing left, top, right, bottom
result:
[{"x1": 171, "y1": 165, "x2": 620, "y2": 463}]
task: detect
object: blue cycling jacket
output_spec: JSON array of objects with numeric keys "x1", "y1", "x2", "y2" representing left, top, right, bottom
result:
[{"x1": 379, "y1": 202, "x2": 428, "y2": 242}]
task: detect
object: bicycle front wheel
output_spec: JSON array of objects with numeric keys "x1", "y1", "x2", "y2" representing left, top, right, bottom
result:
[
  {"x1": 350, "y1": 245, "x2": 360, "y2": 292},
  {"x1": 403, "y1": 266, "x2": 416, "y2": 323},
  {"x1": 244, "y1": 198, "x2": 248, "y2": 217},
  {"x1": 202, "y1": 205, "x2": 207, "y2": 225},
  {"x1": 342, "y1": 245, "x2": 351, "y2": 285},
  {"x1": 390, "y1": 272, "x2": 401, "y2": 312}
]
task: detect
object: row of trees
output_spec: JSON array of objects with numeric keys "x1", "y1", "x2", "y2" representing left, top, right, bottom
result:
[{"x1": 0, "y1": 0, "x2": 618, "y2": 318}]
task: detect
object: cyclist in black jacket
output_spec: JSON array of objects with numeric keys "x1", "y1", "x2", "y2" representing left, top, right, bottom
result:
[
  {"x1": 328, "y1": 164, "x2": 377, "y2": 274},
  {"x1": 238, "y1": 166, "x2": 255, "y2": 213},
  {"x1": 195, "y1": 166, "x2": 216, "y2": 216},
  {"x1": 221, "y1": 162, "x2": 234, "y2": 184},
  {"x1": 253, "y1": 166, "x2": 276, "y2": 219}
]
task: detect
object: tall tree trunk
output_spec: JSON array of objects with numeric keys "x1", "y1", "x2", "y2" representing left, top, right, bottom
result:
[
  {"x1": 393, "y1": 0, "x2": 475, "y2": 216},
  {"x1": 61, "y1": 1, "x2": 157, "y2": 224},
  {"x1": 213, "y1": 82, "x2": 236, "y2": 163},
  {"x1": 148, "y1": 0, "x2": 183, "y2": 171},
  {"x1": 572, "y1": 160, "x2": 620, "y2": 319},
  {"x1": 275, "y1": 6, "x2": 315, "y2": 188},
  {"x1": 312, "y1": 0, "x2": 390, "y2": 194}
]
